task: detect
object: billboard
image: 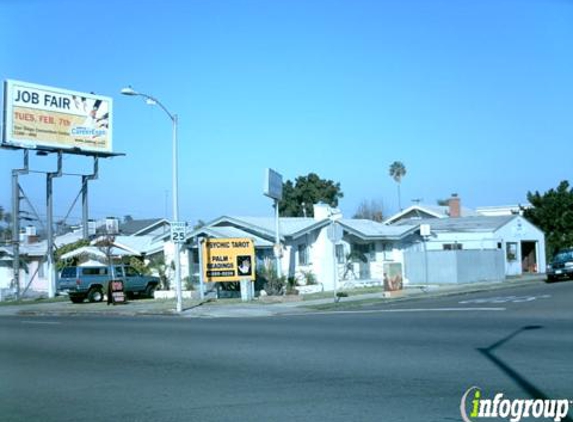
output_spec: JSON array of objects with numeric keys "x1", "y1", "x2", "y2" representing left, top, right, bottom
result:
[
  {"x1": 3, "y1": 80, "x2": 112, "y2": 153},
  {"x1": 202, "y1": 238, "x2": 256, "y2": 282},
  {"x1": 263, "y1": 168, "x2": 283, "y2": 200}
]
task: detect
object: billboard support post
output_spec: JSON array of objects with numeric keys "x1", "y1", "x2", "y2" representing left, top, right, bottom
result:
[
  {"x1": 47, "y1": 151, "x2": 63, "y2": 298},
  {"x1": 12, "y1": 150, "x2": 29, "y2": 300},
  {"x1": 82, "y1": 156, "x2": 99, "y2": 240}
]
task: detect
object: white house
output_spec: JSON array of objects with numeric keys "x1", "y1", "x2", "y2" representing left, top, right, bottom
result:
[
  {"x1": 401, "y1": 215, "x2": 546, "y2": 276},
  {"x1": 181, "y1": 204, "x2": 419, "y2": 292}
]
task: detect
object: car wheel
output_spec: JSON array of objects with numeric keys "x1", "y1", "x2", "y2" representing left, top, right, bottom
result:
[
  {"x1": 144, "y1": 283, "x2": 156, "y2": 298},
  {"x1": 87, "y1": 287, "x2": 104, "y2": 303},
  {"x1": 546, "y1": 275, "x2": 555, "y2": 283},
  {"x1": 70, "y1": 296, "x2": 84, "y2": 304}
]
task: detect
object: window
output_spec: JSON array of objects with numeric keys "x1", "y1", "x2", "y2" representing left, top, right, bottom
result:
[
  {"x1": 443, "y1": 243, "x2": 463, "y2": 250},
  {"x1": 298, "y1": 244, "x2": 310, "y2": 266},
  {"x1": 60, "y1": 267, "x2": 77, "y2": 278},
  {"x1": 353, "y1": 243, "x2": 375, "y2": 261},
  {"x1": 506, "y1": 242, "x2": 518, "y2": 261},
  {"x1": 125, "y1": 266, "x2": 140, "y2": 277},
  {"x1": 335, "y1": 244, "x2": 345, "y2": 264},
  {"x1": 382, "y1": 243, "x2": 393, "y2": 261},
  {"x1": 81, "y1": 267, "x2": 108, "y2": 276}
]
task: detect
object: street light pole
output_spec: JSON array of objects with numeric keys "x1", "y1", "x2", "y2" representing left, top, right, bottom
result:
[
  {"x1": 171, "y1": 113, "x2": 182, "y2": 313},
  {"x1": 121, "y1": 86, "x2": 183, "y2": 313}
]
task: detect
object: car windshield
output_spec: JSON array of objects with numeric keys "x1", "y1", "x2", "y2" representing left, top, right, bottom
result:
[{"x1": 553, "y1": 251, "x2": 573, "y2": 262}]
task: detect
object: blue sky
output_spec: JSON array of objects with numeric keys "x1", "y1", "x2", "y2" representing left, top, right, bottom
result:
[{"x1": 1, "y1": 0, "x2": 572, "y2": 226}]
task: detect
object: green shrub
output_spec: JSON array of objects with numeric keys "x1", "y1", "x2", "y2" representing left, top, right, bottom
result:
[{"x1": 300, "y1": 270, "x2": 317, "y2": 285}]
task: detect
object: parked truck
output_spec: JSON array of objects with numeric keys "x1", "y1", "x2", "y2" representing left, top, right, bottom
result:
[{"x1": 57, "y1": 265, "x2": 160, "y2": 303}]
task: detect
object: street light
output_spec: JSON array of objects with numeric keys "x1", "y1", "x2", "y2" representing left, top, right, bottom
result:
[{"x1": 121, "y1": 86, "x2": 183, "y2": 313}]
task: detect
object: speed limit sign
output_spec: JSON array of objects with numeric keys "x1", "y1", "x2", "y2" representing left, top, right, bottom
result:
[{"x1": 170, "y1": 221, "x2": 187, "y2": 243}]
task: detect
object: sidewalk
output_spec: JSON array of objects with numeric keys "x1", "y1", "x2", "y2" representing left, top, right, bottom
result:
[{"x1": 0, "y1": 274, "x2": 547, "y2": 318}]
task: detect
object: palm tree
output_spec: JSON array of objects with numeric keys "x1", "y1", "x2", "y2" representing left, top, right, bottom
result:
[{"x1": 389, "y1": 161, "x2": 407, "y2": 211}]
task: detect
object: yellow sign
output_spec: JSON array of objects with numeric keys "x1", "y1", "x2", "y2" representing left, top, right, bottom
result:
[
  {"x1": 3, "y1": 80, "x2": 112, "y2": 154},
  {"x1": 202, "y1": 238, "x2": 255, "y2": 282}
]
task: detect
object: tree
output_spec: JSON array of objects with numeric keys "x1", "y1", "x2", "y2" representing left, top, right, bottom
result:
[
  {"x1": 147, "y1": 256, "x2": 172, "y2": 290},
  {"x1": 353, "y1": 199, "x2": 385, "y2": 222},
  {"x1": 524, "y1": 181, "x2": 573, "y2": 258},
  {"x1": 389, "y1": 161, "x2": 407, "y2": 211},
  {"x1": 436, "y1": 199, "x2": 450, "y2": 206},
  {"x1": 279, "y1": 173, "x2": 343, "y2": 217},
  {"x1": 193, "y1": 219, "x2": 206, "y2": 230},
  {"x1": 55, "y1": 239, "x2": 91, "y2": 269}
]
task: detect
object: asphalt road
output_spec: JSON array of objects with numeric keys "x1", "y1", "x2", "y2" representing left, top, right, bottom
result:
[{"x1": 1, "y1": 281, "x2": 572, "y2": 422}]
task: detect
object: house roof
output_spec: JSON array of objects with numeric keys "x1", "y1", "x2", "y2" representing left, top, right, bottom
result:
[
  {"x1": 394, "y1": 215, "x2": 518, "y2": 232},
  {"x1": 60, "y1": 246, "x2": 133, "y2": 260},
  {"x1": 339, "y1": 219, "x2": 419, "y2": 240},
  {"x1": 0, "y1": 246, "x2": 13, "y2": 261},
  {"x1": 20, "y1": 231, "x2": 84, "y2": 257},
  {"x1": 113, "y1": 235, "x2": 156, "y2": 255},
  {"x1": 208, "y1": 216, "x2": 331, "y2": 240},
  {"x1": 475, "y1": 204, "x2": 531, "y2": 216},
  {"x1": 119, "y1": 218, "x2": 168, "y2": 236},
  {"x1": 189, "y1": 216, "x2": 420, "y2": 244},
  {"x1": 384, "y1": 204, "x2": 479, "y2": 225}
]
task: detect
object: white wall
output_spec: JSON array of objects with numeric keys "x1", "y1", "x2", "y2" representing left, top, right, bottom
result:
[
  {"x1": 335, "y1": 239, "x2": 408, "y2": 285},
  {"x1": 495, "y1": 216, "x2": 546, "y2": 276},
  {"x1": 420, "y1": 217, "x2": 546, "y2": 276},
  {"x1": 284, "y1": 228, "x2": 337, "y2": 290},
  {"x1": 424, "y1": 233, "x2": 499, "y2": 251},
  {"x1": 163, "y1": 242, "x2": 190, "y2": 282},
  {"x1": 0, "y1": 266, "x2": 12, "y2": 289}
]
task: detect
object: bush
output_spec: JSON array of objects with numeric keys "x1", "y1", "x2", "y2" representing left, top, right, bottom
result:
[
  {"x1": 256, "y1": 258, "x2": 285, "y2": 296},
  {"x1": 286, "y1": 277, "x2": 298, "y2": 295},
  {"x1": 299, "y1": 270, "x2": 317, "y2": 285},
  {"x1": 183, "y1": 277, "x2": 195, "y2": 291}
]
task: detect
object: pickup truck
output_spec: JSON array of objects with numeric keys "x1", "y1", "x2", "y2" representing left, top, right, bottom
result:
[{"x1": 57, "y1": 265, "x2": 160, "y2": 303}]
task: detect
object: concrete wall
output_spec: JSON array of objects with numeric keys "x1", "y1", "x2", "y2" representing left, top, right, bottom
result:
[{"x1": 404, "y1": 249, "x2": 505, "y2": 284}]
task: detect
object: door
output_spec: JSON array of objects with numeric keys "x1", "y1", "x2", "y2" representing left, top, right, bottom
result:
[{"x1": 521, "y1": 241, "x2": 538, "y2": 273}]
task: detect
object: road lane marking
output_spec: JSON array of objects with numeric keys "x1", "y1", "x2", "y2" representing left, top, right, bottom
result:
[
  {"x1": 459, "y1": 295, "x2": 551, "y2": 304},
  {"x1": 21, "y1": 320, "x2": 62, "y2": 325},
  {"x1": 298, "y1": 307, "x2": 506, "y2": 316}
]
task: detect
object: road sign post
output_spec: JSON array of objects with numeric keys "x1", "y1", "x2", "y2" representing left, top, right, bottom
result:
[
  {"x1": 264, "y1": 168, "x2": 283, "y2": 281},
  {"x1": 328, "y1": 220, "x2": 343, "y2": 302}
]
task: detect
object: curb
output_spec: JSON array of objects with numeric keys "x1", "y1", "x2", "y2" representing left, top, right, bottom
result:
[{"x1": 0, "y1": 277, "x2": 550, "y2": 318}]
